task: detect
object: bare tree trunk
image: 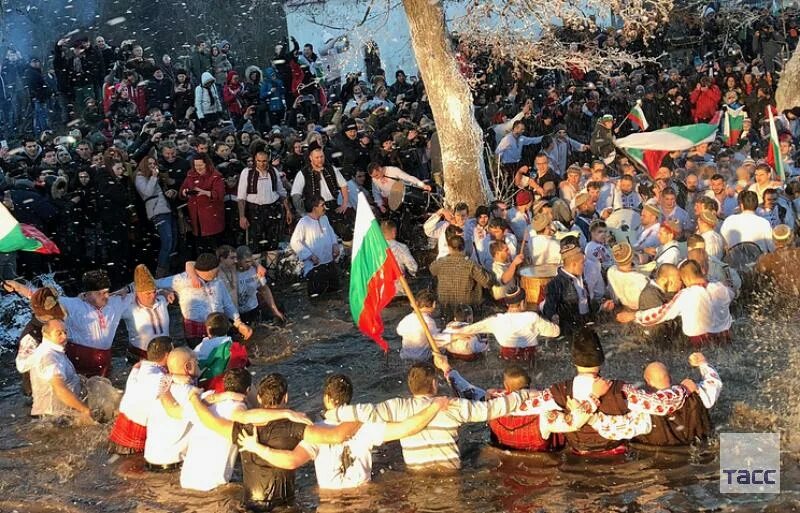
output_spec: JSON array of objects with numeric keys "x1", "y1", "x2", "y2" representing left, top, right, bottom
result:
[
  {"x1": 401, "y1": 0, "x2": 491, "y2": 212},
  {"x1": 777, "y1": 45, "x2": 800, "y2": 113}
]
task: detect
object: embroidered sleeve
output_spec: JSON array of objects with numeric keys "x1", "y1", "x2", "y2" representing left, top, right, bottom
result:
[
  {"x1": 634, "y1": 290, "x2": 684, "y2": 326},
  {"x1": 695, "y1": 363, "x2": 723, "y2": 409},
  {"x1": 588, "y1": 410, "x2": 653, "y2": 440},
  {"x1": 513, "y1": 388, "x2": 560, "y2": 416},
  {"x1": 15, "y1": 334, "x2": 39, "y2": 373},
  {"x1": 622, "y1": 384, "x2": 686, "y2": 415},
  {"x1": 539, "y1": 399, "x2": 593, "y2": 439}
]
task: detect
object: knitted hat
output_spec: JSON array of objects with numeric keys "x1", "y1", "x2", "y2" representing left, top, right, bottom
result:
[
  {"x1": 698, "y1": 210, "x2": 718, "y2": 226},
  {"x1": 30, "y1": 287, "x2": 65, "y2": 320},
  {"x1": 502, "y1": 286, "x2": 525, "y2": 306},
  {"x1": 82, "y1": 270, "x2": 111, "y2": 292},
  {"x1": 643, "y1": 203, "x2": 662, "y2": 219},
  {"x1": 572, "y1": 327, "x2": 605, "y2": 367},
  {"x1": 533, "y1": 212, "x2": 551, "y2": 232},
  {"x1": 574, "y1": 192, "x2": 590, "y2": 209},
  {"x1": 601, "y1": 114, "x2": 614, "y2": 122},
  {"x1": 195, "y1": 253, "x2": 220, "y2": 272},
  {"x1": 134, "y1": 264, "x2": 156, "y2": 293},
  {"x1": 532, "y1": 199, "x2": 548, "y2": 214},
  {"x1": 612, "y1": 242, "x2": 633, "y2": 265},
  {"x1": 661, "y1": 219, "x2": 681, "y2": 237},
  {"x1": 560, "y1": 236, "x2": 582, "y2": 259},
  {"x1": 515, "y1": 189, "x2": 533, "y2": 207},
  {"x1": 773, "y1": 224, "x2": 793, "y2": 242},
  {"x1": 343, "y1": 119, "x2": 357, "y2": 131}
]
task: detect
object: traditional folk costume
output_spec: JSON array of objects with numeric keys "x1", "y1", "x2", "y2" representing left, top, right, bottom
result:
[
  {"x1": 108, "y1": 360, "x2": 170, "y2": 454},
  {"x1": 122, "y1": 265, "x2": 170, "y2": 361}
]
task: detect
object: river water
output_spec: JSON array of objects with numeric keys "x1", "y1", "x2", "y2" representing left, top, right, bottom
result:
[{"x1": 1, "y1": 286, "x2": 799, "y2": 513}]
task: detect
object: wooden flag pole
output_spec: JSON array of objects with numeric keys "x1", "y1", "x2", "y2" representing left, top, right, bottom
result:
[{"x1": 396, "y1": 274, "x2": 443, "y2": 358}]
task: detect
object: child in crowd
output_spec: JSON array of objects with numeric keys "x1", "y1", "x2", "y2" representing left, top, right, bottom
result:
[
  {"x1": 193, "y1": 312, "x2": 249, "y2": 392},
  {"x1": 396, "y1": 290, "x2": 439, "y2": 361},
  {"x1": 382, "y1": 220, "x2": 417, "y2": 297},
  {"x1": 585, "y1": 220, "x2": 613, "y2": 273}
]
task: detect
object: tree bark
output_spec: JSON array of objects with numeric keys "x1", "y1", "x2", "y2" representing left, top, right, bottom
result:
[
  {"x1": 401, "y1": 0, "x2": 492, "y2": 212},
  {"x1": 777, "y1": 45, "x2": 800, "y2": 113}
]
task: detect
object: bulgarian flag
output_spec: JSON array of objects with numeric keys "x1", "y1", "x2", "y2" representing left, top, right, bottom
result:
[
  {"x1": 0, "y1": 203, "x2": 59, "y2": 254},
  {"x1": 722, "y1": 105, "x2": 747, "y2": 147},
  {"x1": 626, "y1": 100, "x2": 649, "y2": 131},
  {"x1": 766, "y1": 106, "x2": 786, "y2": 182},
  {"x1": 616, "y1": 122, "x2": 719, "y2": 178},
  {"x1": 198, "y1": 337, "x2": 249, "y2": 393},
  {"x1": 349, "y1": 192, "x2": 403, "y2": 351}
]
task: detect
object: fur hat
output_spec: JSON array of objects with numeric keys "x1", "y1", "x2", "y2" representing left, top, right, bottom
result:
[
  {"x1": 82, "y1": 270, "x2": 111, "y2": 292},
  {"x1": 30, "y1": 287, "x2": 65, "y2": 320},
  {"x1": 502, "y1": 286, "x2": 525, "y2": 306},
  {"x1": 532, "y1": 199, "x2": 548, "y2": 214},
  {"x1": 533, "y1": 212, "x2": 551, "y2": 233},
  {"x1": 195, "y1": 253, "x2": 220, "y2": 272},
  {"x1": 612, "y1": 242, "x2": 633, "y2": 265},
  {"x1": 560, "y1": 236, "x2": 582, "y2": 260},
  {"x1": 134, "y1": 264, "x2": 156, "y2": 293},
  {"x1": 661, "y1": 219, "x2": 681, "y2": 237},
  {"x1": 572, "y1": 327, "x2": 605, "y2": 367}
]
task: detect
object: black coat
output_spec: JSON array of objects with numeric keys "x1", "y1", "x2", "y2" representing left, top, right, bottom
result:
[{"x1": 331, "y1": 132, "x2": 361, "y2": 179}]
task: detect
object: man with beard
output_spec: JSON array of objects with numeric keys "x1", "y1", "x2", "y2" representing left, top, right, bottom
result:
[{"x1": 238, "y1": 150, "x2": 293, "y2": 257}]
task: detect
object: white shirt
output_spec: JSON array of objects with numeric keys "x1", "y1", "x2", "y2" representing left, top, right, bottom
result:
[
  {"x1": 388, "y1": 239, "x2": 417, "y2": 296},
  {"x1": 180, "y1": 392, "x2": 246, "y2": 491},
  {"x1": 144, "y1": 380, "x2": 196, "y2": 465},
  {"x1": 371, "y1": 166, "x2": 425, "y2": 204},
  {"x1": 458, "y1": 311, "x2": 560, "y2": 348},
  {"x1": 707, "y1": 281, "x2": 734, "y2": 333},
  {"x1": 634, "y1": 284, "x2": 712, "y2": 336},
  {"x1": 584, "y1": 258, "x2": 606, "y2": 302},
  {"x1": 606, "y1": 266, "x2": 648, "y2": 310},
  {"x1": 435, "y1": 322, "x2": 489, "y2": 356},
  {"x1": 30, "y1": 339, "x2": 81, "y2": 417},
  {"x1": 397, "y1": 312, "x2": 439, "y2": 361},
  {"x1": 612, "y1": 189, "x2": 642, "y2": 211},
  {"x1": 507, "y1": 208, "x2": 531, "y2": 242},
  {"x1": 122, "y1": 296, "x2": 171, "y2": 352},
  {"x1": 529, "y1": 234, "x2": 561, "y2": 267},
  {"x1": 118, "y1": 360, "x2": 170, "y2": 426},
  {"x1": 423, "y1": 214, "x2": 474, "y2": 260},
  {"x1": 59, "y1": 294, "x2": 135, "y2": 350},
  {"x1": 290, "y1": 214, "x2": 338, "y2": 275},
  {"x1": 662, "y1": 205, "x2": 690, "y2": 234},
  {"x1": 720, "y1": 211, "x2": 774, "y2": 253},
  {"x1": 237, "y1": 267, "x2": 266, "y2": 313},
  {"x1": 700, "y1": 229, "x2": 725, "y2": 260},
  {"x1": 156, "y1": 273, "x2": 240, "y2": 324},
  {"x1": 635, "y1": 223, "x2": 661, "y2": 251},
  {"x1": 655, "y1": 240, "x2": 683, "y2": 265},
  {"x1": 491, "y1": 261, "x2": 517, "y2": 300},
  {"x1": 299, "y1": 421, "x2": 387, "y2": 490},
  {"x1": 585, "y1": 241, "x2": 613, "y2": 269},
  {"x1": 475, "y1": 230, "x2": 517, "y2": 270},
  {"x1": 704, "y1": 190, "x2": 738, "y2": 218},
  {"x1": 291, "y1": 167, "x2": 347, "y2": 203},
  {"x1": 237, "y1": 167, "x2": 287, "y2": 205}
]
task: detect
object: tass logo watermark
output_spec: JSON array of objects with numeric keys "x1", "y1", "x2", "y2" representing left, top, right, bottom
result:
[{"x1": 720, "y1": 433, "x2": 780, "y2": 493}]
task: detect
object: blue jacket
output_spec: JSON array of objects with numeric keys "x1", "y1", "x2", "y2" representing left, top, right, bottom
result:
[{"x1": 259, "y1": 67, "x2": 285, "y2": 111}]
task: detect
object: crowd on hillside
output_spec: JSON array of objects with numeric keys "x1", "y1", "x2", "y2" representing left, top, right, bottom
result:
[{"x1": 2, "y1": 4, "x2": 800, "y2": 511}]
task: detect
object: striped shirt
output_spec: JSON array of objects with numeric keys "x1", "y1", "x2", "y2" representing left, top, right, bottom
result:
[{"x1": 326, "y1": 392, "x2": 526, "y2": 470}]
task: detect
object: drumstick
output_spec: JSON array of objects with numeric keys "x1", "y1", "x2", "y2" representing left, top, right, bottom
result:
[{"x1": 519, "y1": 230, "x2": 529, "y2": 263}]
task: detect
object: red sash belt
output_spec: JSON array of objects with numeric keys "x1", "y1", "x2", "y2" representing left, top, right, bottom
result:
[
  {"x1": 65, "y1": 342, "x2": 112, "y2": 377},
  {"x1": 499, "y1": 346, "x2": 537, "y2": 361},
  {"x1": 108, "y1": 412, "x2": 147, "y2": 452}
]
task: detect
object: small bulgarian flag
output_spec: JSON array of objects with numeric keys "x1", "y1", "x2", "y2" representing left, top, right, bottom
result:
[
  {"x1": 197, "y1": 337, "x2": 249, "y2": 392},
  {"x1": 0, "y1": 203, "x2": 59, "y2": 254},
  {"x1": 766, "y1": 106, "x2": 786, "y2": 182},
  {"x1": 349, "y1": 192, "x2": 403, "y2": 351},
  {"x1": 616, "y1": 122, "x2": 718, "y2": 178},
  {"x1": 723, "y1": 105, "x2": 747, "y2": 147},
  {"x1": 626, "y1": 100, "x2": 649, "y2": 131}
]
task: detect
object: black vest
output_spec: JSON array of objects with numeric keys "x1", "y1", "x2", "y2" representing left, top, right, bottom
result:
[
  {"x1": 301, "y1": 165, "x2": 339, "y2": 203},
  {"x1": 634, "y1": 393, "x2": 712, "y2": 446},
  {"x1": 550, "y1": 378, "x2": 629, "y2": 452},
  {"x1": 246, "y1": 166, "x2": 278, "y2": 196}
]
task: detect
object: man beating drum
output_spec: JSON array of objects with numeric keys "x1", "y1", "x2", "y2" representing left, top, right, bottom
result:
[{"x1": 368, "y1": 162, "x2": 431, "y2": 213}]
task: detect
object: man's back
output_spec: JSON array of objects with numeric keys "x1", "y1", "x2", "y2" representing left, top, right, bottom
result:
[
  {"x1": 720, "y1": 212, "x2": 773, "y2": 253},
  {"x1": 430, "y1": 253, "x2": 492, "y2": 307},
  {"x1": 232, "y1": 419, "x2": 307, "y2": 508},
  {"x1": 144, "y1": 381, "x2": 195, "y2": 465}
]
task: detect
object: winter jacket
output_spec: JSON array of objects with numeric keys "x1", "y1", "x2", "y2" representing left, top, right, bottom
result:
[
  {"x1": 194, "y1": 72, "x2": 223, "y2": 119},
  {"x1": 689, "y1": 84, "x2": 722, "y2": 123},
  {"x1": 146, "y1": 76, "x2": 173, "y2": 110},
  {"x1": 135, "y1": 173, "x2": 172, "y2": 220},
  {"x1": 52, "y1": 42, "x2": 103, "y2": 91},
  {"x1": 180, "y1": 168, "x2": 225, "y2": 236},
  {"x1": 260, "y1": 68, "x2": 286, "y2": 112},
  {"x1": 242, "y1": 65, "x2": 262, "y2": 106},
  {"x1": 590, "y1": 120, "x2": 615, "y2": 160},
  {"x1": 23, "y1": 65, "x2": 50, "y2": 103},
  {"x1": 189, "y1": 49, "x2": 212, "y2": 83},
  {"x1": 212, "y1": 52, "x2": 233, "y2": 85},
  {"x1": 96, "y1": 172, "x2": 133, "y2": 228},
  {"x1": 222, "y1": 70, "x2": 245, "y2": 116}
]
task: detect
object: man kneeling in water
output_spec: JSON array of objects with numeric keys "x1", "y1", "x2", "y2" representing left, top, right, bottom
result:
[{"x1": 236, "y1": 374, "x2": 449, "y2": 490}]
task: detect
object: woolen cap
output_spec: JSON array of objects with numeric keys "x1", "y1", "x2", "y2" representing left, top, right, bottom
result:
[
  {"x1": 572, "y1": 327, "x2": 605, "y2": 367},
  {"x1": 574, "y1": 192, "x2": 590, "y2": 209},
  {"x1": 134, "y1": 264, "x2": 156, "y2": 293},
  {"x1": 612, "y1": 242, "x2": 633, "y2": 265},
  {"x1": 661, "y1": 219, "x2": 681, "y2": 237},
  {"x1": 515, "y1": 189, "x2": 533, "y2": 207},
  {"x1": 195, "y1": 253, "x2": 220, "y2": 272},
  {"x1": 30, "y1": 287, "x2": 65, "y2": 320},
  {"x1": 773, "y1": 224, "x2": 793, "y2": 242},
  {"x1": 643, "y1": 203, "x2": 662, "y2": 219},
  {"x1": 82, "y1": 270, "x2": 111, "y2": 292},
  {"x1": 560, "y1": 236, "x2": 582, "y2": 259},
  {"x1": 533, "y1": 212, "x2": 551, "y2": 232}
]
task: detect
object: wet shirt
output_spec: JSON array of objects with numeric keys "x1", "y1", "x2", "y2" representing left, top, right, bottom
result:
[
  {"x1": 237, "y1": 267, "x2": 266, "y2": 313},
  {"x1": 59, "y1": 294, "x2": 135, "y2": 350},
  {"x1": 30, "y1": 339, "x2": 82, "y2": 417},
  {"x1": 232, "y1": 419, "x2": 307, "y2": 508}
]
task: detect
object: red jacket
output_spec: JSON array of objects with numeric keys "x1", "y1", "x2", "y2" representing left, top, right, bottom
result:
[
  {"x1": 180, "y1": 168, "x2": 225, "y2": 236},
  {"x1": 689, "y1": 84, "x2": 722, "y2": 123},
  {"x1": 223, "y1": 70, "x2": 244, "y2": 116}
]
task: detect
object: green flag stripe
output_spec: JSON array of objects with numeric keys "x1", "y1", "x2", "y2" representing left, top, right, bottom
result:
[{"x1": 349, "y1": 218, "x2": 390, "y2": 323}]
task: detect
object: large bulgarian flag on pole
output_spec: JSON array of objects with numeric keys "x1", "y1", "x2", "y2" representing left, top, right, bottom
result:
[
  {"x1": 766, "y1": 106, "x2": 786, "y2": 182},
  {"x1": 615, "y1": 122, "x2": 719, "y2": 178},
  {"x1": 349, "y1": 192, "x2": 403, "y2": 351},
  {"x1": 0, "y1": 203, "x2": 59, "y2": 254}
]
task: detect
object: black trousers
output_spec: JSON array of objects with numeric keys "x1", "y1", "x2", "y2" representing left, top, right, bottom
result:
[
  {"x1": 246, "y1": 201, "x2": 284, "y2": 253},
  {"x1": 324, "y1": 200, "x2": 354, "y2": 242},
  {"x1": 306, "y1": 262, "x2": 340, "y2": 297}
]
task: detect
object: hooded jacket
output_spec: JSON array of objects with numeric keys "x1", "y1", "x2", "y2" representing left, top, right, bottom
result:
[
  {"x1": 242, "y1": 66, "x2": 262, "y2": 106},
  {"x1": 223, "y1": 70, "x2": 244, "y2": 116},
  {"x1": 194, "y1": 72, "x2": 223, "y2": 119},
  {"x1": 260, "y1": 67, "x2": 286, "y2": 112}
]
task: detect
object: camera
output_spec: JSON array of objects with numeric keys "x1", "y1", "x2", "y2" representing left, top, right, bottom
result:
[{"x1": 185, "y1": 189, "x2": 199, "y2": 196}]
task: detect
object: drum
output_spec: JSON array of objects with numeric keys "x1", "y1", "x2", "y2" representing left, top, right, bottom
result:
[
  {"x1": 519, "y1": 264, "x2": 558, "y2": 309},
  {"x1": 606, "y1": 208, "x2": 642, "y2": 246},
  {"x1": 723, "y1": 242, "x2": 763, "y2": 275},
  {"x1": 388, "y1": 181, "x2": 432, "y2": 213}
]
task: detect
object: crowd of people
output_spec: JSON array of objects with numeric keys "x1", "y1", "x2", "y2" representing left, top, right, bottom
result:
[{"x1": 3, "y1": 4, "x2": 800, "y2": 511}]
